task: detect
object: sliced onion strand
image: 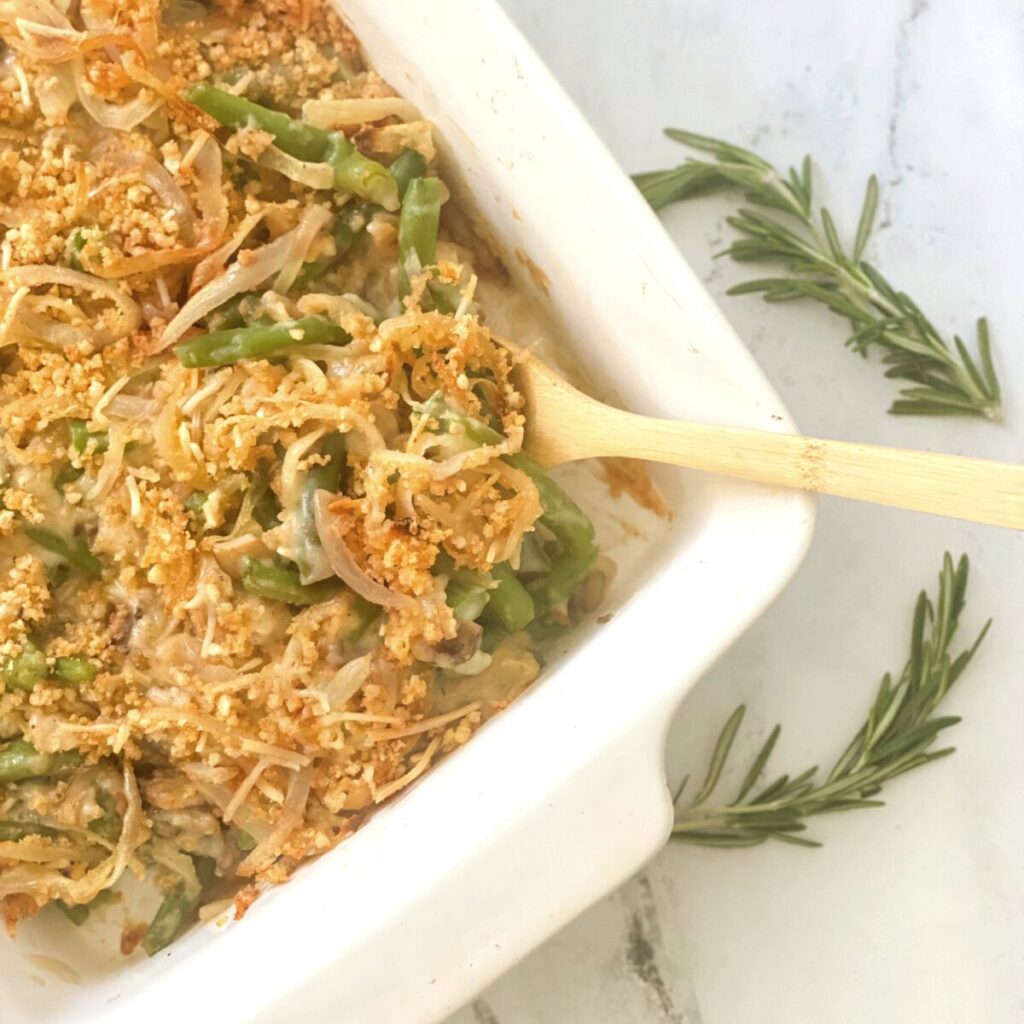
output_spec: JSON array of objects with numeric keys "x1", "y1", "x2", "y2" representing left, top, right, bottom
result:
[
  {"x1": 156, "y1": 227, "x2": 299, "y2": 352},
  {"x1": 312, "y1": 490, "x2": 417, "y2": 611}
]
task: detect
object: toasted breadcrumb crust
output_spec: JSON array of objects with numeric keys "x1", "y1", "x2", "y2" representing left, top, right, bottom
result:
[{"x1": 0, "y1": 0, "x2": 546, "y2": 931}]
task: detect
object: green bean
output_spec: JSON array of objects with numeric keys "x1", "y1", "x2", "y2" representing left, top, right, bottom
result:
[
  {"x1": 507, "y1": 453, "x2": 598, "y2": 612},
  {"x1": 56, "y1": 890, "x2": 113, "y2": 927},
  {"x1": 88, "y1": 789, "x2": 122, "y2": 843},
  {"x1": 394, "y1": 175, "x2": 455, "y2": 312},
  {"x1": 414, "y1": 396, "x2": 598, "y2": 610},
  {"x1": 295, "y1": 433, "x2": 346, "y2": 582},
  {"x1": 518, "y1": 532, "x2": 551, "y2": 575},
  {"x1": 142, "y1": 853, "x2": 215, "y2": 955},
  {"x1": 426, "y1": 279, "x2": 460, "y2": 315},
  {"x1": 480, "y1": 625, "x2": 510, "y2": 653},
  {"x1": 187, "y1": 82, "x2": 331, "y2": 162},
  {"x1": 293, "y1": 206, "x2": 371, "y2": 290},
  {"x1": 53, "y1": 656, "x2": 98, "y2": 685},
  {"x1": 440, "y1": 555, "x2": 534, "y2": 629},
  {"x1": 445, "y1": 569, "x2": 491, "y2": 623},
  {"x1": 0, "y1": 740, "x2": 82, "y2": 784},
  {"x1": 0, "y1": 820, "x2": 58, "y2": 840},
  {"x1": 294, "y1": 262, "x2": 333, "y2": 293},
  {"x1": 240, "y1": 556, "x2": 337, "y2": 606},
  {"x1": 54, "y1": 466, "x2": 84, "y2": 491},
  {"x1": 250, "y1": 479, "x2": 281, "y2": 531},
  {"x1": 305, "y1": 433, "x2": 347, "y2": 496},
  {"x1": 415, "y1": 393, "x2": 502, "y2": 446},
  {"x1": 142, "y1": 881, "x2": 195, "y2": 956},
  {"x1": 348, "y1": 595, "x2": 380, "y2": 643},
  {"x1": 325, "y1": 134, "x2": 399, "y2": 210},
  {"x1": 64, "y1": 228, "x2": 87, "y2": 271},
  {"x1": 174, "y1": 315, "x2": 352, "y2": 369},
  {"x1": 193, "y1": 854, "x2": 216, "y2": 887},
  {"x1": 128, "y1": 364, "x2": 162, "y2": 387},
  {"x1": 58, "y1": 901, "x2": 91, "y2": 926},
  {"x1": 187, "y1": 84, "x2": 399, "y2": 208},
  {"x1": 203, "y1": 292, "x2": 256, "y2": 332},
  {"x1": 389, "y1": 147, "x2": 428, "y2": 199},
  {"x1": 398, "y1": 176, "x2": 443, "y2": 300},
  {"x1": 24, "y1": 527, "x2": 104, "y2": 579},
  {"x1": 58, "y1": 895, "x2": 108, "y2": 925},
  {"x1": 2, "y1": 641, "x2": 46, "y2": 691},
  {"x1": 434, "y1": 552, "x2": 488, "y2": 622},
  {"x1": 185, "y1": 490, "x2": 208, "y2": 516},
  {"x1": 43, "y1": 563, "x2": 70, "y2": 590},
  {"x1": 483, "y1": 562, "x2": 535, "y2": 631},
  {"x1": 234, "y1": 829, "x2": 256, "y2": 852},
  {"x1": 68, "y1": 419, "x2": 88, "y2": 452},
  {"x1": 293, "y1": 260, "x2": 332, "y2": 293},
  {"x1": 69, "y1": 419, "x2": 109, "y2": 455}
]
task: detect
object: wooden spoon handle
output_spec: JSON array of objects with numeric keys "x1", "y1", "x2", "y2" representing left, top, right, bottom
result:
[{"x1": 567, "y1": 405, "x2": 1024, "y2": 529}]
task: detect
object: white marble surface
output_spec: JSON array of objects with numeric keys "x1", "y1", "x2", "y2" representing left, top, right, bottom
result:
[{"x1": 448, "y1": 2, "x2": 1024, "y2": 1022}]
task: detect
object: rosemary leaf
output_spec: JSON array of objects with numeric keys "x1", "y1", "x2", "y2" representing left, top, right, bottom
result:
[
  {"x1": 673, "y1": 554, "x2": 988, "y2": 848},
  {"x1": 636, "y1": 131, "x2": 1003, "y2": 419}
]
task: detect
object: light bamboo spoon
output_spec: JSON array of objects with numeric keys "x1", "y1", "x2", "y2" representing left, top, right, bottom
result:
[{"x1": 515, "y1": 354, "x2": 1024, "y2": 529}]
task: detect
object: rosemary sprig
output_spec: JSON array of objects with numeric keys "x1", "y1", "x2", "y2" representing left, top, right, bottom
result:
[
  {"x1": 673, "y1": 553, "x2": 989, "y2": 848},
  {"x1": 635, "y1": 130, "x2": 1002, "y2": 419}
]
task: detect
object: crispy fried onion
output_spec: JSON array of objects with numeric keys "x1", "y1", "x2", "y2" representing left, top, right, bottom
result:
[
  {"x1": 0, "y1": 1, "x2": 147, "y2": 63},
  {"x1": 83, "y1": 242, "x2": 215, "y2": 280},
  {"x1": 302, "y1": 97, "x2": 421, "y2": 128},
  {"x1": 120, "y1": 50, "x2": 220, "y2": 133},
  {"x1": 105, "y1": 393, "x2": 159, "y2": 420},
  {"x1": 274, "y1": 203, "x2": 333, "y2": 294},
  {"x1": 87, "y1": 426, "x2": 126, "y2": 500},
  {"x1": 156, "y1": 226, "x2": 300, "y2": 352},
  {"x1": 322, "y1": 652, "x2": 374, "y2": 710},
  {"x1": 80, "y1": 0, "x2": 158, "y2": 50},
  {"x1": 181, "y1": 764, "x2": 272, "y2": 845},
  {"x1": 190, "y1": 132, "x2": 229, "y2": 242},
  {"x1": 257, "y1": 146, "x2": 333, "y2": 190},
  {"x1": 0, "y1": 762, "x2": 146, "y2": 907},
  {"x1": 71, "y1": 55, "x2": 162, "y2": 131},
  {"x1": 236, "y1": 765, "x2": 312, "y2": 877},
  {"x1": 275, "y1": 427, "x2": 331, "y2": 582},
  {"x1": 84, "y1": 136, "x2": 229, "y2": 278},
  {"x1": 36, "y1": 61, "x2": 76, "y2": 119},
  {"x1": 0, "y1": 1, "x2": 75, "y2": 59},
  {"x1": 94, "y1": 150, "x2": 197, "y2": 245},
  {"x1": 0, "y1": 284, "x2": 30, "y2": 347},
  {"x1": 2, "y1": 265, "x2": 142, "y2": 341},
  {"x1": 190, "y1": 209, "x2": 272, "y2": 294}
]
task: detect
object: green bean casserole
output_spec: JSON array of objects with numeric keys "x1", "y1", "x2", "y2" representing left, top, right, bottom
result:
[{"x1": 0, "y1": 0, "x2": 611, "y2": 954}]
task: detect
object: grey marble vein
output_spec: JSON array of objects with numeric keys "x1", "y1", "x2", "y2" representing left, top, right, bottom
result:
[
  {"x1": 621, "y1": 875, "x2": 686, "y2": 1024},
  {"x1": 882, "y1": 0, "x2": 929, "y2": 225}
]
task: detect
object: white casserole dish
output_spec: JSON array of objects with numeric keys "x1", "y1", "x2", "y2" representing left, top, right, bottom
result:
[{"x1": 3, "y1": 2, "x2": 814, "y2": 1021}]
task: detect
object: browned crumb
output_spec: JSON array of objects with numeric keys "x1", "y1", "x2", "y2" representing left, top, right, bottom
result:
[{"x1": 120, "y1": 923, "x2": 148, "y2": 956}]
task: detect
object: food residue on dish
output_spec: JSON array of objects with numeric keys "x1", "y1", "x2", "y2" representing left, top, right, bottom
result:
[{"x1": 601, "y1": 457, "x2": 673, "y2": 520}]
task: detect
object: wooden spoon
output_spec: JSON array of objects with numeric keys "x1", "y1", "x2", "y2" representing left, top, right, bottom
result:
[{"x1": 515, "y1": 353, "x2": 1024, "y2": 529}]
